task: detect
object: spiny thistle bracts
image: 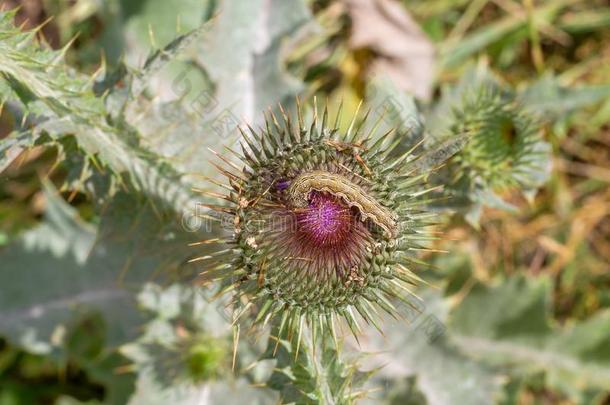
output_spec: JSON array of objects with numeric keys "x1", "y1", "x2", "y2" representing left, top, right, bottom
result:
[
  {"x1": 195, "y1": 101, "x2": 438, "y2": 344},
  {"x1": 141, "y1": 333, "x2": 229, "y2": 386},
  {"x1": 446, "y1": 89, "x2": 550, "y2": 191}
]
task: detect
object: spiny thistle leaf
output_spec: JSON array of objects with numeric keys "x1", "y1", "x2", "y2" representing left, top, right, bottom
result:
[
  {"x1": 518, "y1": 73, "x2": 610, "y2": 117},
  {"x1": 450, "y1": 275, "x2": 610, "y2": 401},
  {"x1": 0, "y1": 183, "x2": 205, "y2": 357},
  {"x1": 0, "y1": 183, "x2": 133, "y2": 354},
  {"x1": 122, "y1": 284, "x2": 232, "y2": 387},
  {"x1": 365, "y1": 76, "x2": 424, "y2": 154},
  {"x1": 356, "y1": 290, "x2": 503, "y2": 405},
  {"x1": 0, "y1": 126, "x2": 41, "y2": 172},
  {"x1": 0, "y1": 9, "x2": 201, "y2": 215},
  {"x1": 263, "y1": 333, "x2": 370, "y2": 405},
  {"x1": 123, "y1": 283, "x2": 278, "y2": 405},
  {"x1": 192, "y1": 0, "x2": 313, "y2": 121}
]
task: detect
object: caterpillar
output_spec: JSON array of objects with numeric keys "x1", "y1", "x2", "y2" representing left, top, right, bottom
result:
[{"x1": 287, "y1": 170, "x2": 399, "y2": 238}]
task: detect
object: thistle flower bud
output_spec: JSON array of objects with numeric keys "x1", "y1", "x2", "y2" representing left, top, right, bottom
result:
[
  {"x1": 446, "y1": 89, "x2": 550, "y2": 191},
  {"x1": 147, "y1": 334, "x2": 229, "y2": 385},
  {"x1": 198, "y1": 101, "x2": 435, "y2": 340}
]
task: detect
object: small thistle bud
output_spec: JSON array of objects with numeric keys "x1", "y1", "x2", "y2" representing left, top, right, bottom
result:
[
  {"x1": 199, "y1": 101, "x2": 435, "y2": 340},
  {"x1": 151, "y1": 334, "x2": 229, "y2": 384},
  {"x1": 185, "y1": 337, "x2": 228, "y2": 382},
  {"x1": 446, "y1": 89, "x2": 550, "y2": 191}
]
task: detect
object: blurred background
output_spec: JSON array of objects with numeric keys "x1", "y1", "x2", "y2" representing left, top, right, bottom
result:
[{"x1": 0, "y1": 0, "x2": 609, "y2": 404}]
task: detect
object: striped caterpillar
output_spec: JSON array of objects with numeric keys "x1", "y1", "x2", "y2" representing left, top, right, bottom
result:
[{"x1": 287, "y1": 170, "x2": 398, "y2": 238}]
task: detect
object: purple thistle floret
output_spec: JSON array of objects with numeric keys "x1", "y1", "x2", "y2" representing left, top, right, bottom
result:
[
  {"x1": 276, "y1": 179, "x2": 291, "y2": 191},
  {"x1": 300, "y1": 192, "x2": 352, "y2": 246}
]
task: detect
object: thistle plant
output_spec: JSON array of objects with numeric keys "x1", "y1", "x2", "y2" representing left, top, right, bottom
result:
[
  {"x1": 2, "y1": 2, "x2": 610, "y2": 404},
  {"x1": 428, "y1": 83, "x2": 552, "y2": 224},
  {"x1": 199, "y1": 103, "x2": 433, "y2": 342},
  {"x1": 448, "y1": 90, "x2": 546, "y2": 191}
]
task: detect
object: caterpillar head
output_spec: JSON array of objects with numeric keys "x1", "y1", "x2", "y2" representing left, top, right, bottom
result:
[{"x1": 197, "y1": 101, "x2": 436, "y2": 341}]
